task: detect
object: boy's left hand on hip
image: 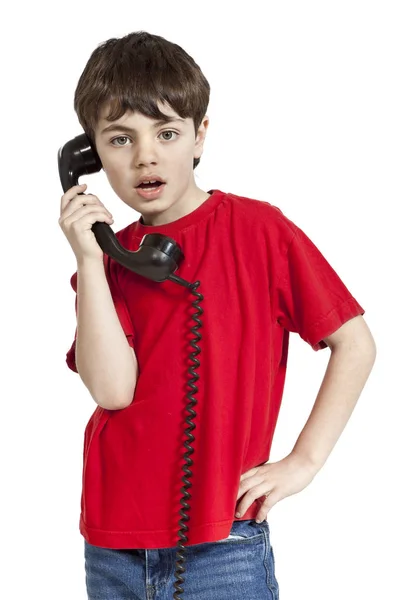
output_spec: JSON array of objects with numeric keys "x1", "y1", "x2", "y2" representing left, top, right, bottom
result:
[{"x1": 235, "y1": 453, "x2": 317, "y2": 522}]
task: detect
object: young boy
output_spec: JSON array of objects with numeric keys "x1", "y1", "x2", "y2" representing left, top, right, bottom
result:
[{"x1": 59, "y1": 31, "x2": 376, "y2": 600}]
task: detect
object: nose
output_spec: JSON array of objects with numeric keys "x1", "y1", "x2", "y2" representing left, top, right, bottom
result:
[{"x1": 134, "y1": 136, "x2": 158, "y2": 167}]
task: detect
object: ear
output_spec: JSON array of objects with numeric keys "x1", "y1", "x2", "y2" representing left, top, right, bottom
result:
[{"x1": 194, "y1": 115, "x2": 209, "y2": 159}]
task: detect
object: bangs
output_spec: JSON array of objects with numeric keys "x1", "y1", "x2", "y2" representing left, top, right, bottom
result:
[{"x1": 88, "y1": 37, "x2": 200, "y2": 132}]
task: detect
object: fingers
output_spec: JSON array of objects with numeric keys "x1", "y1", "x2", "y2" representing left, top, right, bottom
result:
[
  {"x1": 236, "y1": 487, "x2": 272, "y2": 518},
  {"x1": 60, "y1": 183, "x2": 87, "y2": 215},
  {"x1": 59, "y1": 184, "x2": 112, "y2": 223}
]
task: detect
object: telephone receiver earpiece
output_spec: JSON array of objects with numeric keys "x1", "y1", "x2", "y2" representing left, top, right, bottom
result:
[{"x1": 57, "y1": 133, "x2": 189, "y2": 286}]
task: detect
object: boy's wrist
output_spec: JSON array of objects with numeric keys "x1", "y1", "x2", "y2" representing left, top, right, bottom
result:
[
  {"x1": 77, "y1": 256, "x2": 104, "y2": 270},
  {"x1": 289, "y1": 449, "x2": 323, "y2": 476}
]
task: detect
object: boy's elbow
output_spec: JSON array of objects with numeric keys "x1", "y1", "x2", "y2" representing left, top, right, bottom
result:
[
  {"x1": 95, "y1": 379, "x2": 137, "y2": 410},
  {"x1": 116, "y1": 378, "x2": 138, "y2": 410},
  {"x1": 111, "y1": 369, "x2": 138, "y2": 410},
  {"x1": 80, "y1": 347, "x2": 138, "y2": 411}
]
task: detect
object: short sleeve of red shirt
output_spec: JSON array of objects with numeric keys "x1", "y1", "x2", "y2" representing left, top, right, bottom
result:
[
  {"x1": 66, "y1": 253, "x2": 135, "y2": 373},
  {"x1": 274, "y1": 224, "x2": 365, "y2": 351}
]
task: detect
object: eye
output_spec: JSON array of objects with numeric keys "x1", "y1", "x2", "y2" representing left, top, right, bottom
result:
[
  {"x1": 159, "y1": 130, "x2": 179, "y2": 141},
  {"x1": 110, "y1": 136, "x2": 131, "y2": 147}
]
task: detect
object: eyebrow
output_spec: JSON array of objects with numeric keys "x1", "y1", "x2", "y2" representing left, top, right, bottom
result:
[{"x1": 101, "y1": 118, "x2": 186, "y2": 135}]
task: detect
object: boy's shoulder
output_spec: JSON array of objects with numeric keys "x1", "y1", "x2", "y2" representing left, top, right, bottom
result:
[{"x1": 226, "y1": 191, "x2": 299, "y2": 239}]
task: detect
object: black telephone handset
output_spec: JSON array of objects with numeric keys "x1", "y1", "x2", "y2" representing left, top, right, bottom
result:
[
  {"x1": 57, "y1": 132, "x2": 190, "y2": 287},
  {"x1": 58, "y1": 132, "x2": 203, "y2": 599}
]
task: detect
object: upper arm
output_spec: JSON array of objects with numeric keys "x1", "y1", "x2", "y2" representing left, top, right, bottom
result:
[{"x1": 322, "y1": 315, "x2": 376, "y2": 353}]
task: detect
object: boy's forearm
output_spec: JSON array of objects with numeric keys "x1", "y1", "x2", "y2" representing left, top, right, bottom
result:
[
  {"x1": 291, "y1": 343, "x2": 376, "y2": 473},
  {"x1": 75, "y1": 258, "x2": 138, "y2": 410}
]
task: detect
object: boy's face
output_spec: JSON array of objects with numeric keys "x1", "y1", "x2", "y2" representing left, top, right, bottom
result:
[{"x1": 93, "y1": 101, "x2": 209, "y2": 226}]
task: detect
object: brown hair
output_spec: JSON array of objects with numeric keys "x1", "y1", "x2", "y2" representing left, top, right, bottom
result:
[{"x1": 74, "y1": 31, "x2": 211, "y2": 169}]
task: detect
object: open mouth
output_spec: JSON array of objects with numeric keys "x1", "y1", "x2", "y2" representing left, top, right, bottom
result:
[
  {"x1": 137, "y1": 181, "x2": 164, "y2": 189},
  {"x1": 135, "y1": 181, "x2": 166, "y2": 198}
]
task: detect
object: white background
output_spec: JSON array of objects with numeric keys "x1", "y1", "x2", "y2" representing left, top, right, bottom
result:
[{"x1": 1, "y1": 1, "x2": 398, "y2": 598}]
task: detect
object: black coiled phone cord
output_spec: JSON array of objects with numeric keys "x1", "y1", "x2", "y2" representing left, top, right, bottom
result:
[{"x1": 172, "y1": 279, "x2": 203, "y2": 600}]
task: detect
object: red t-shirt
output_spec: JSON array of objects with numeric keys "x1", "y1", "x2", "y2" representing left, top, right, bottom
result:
[{"x1": 66, "y1": 189, "x2": 365, "y2": 549}]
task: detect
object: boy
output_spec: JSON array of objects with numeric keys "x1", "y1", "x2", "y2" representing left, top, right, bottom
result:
[{"x1": 59, "y1": 31, "x2": 376, "y2": 600}]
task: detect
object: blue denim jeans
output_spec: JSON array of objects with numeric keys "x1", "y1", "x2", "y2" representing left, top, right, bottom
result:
[{"x1": 84, "y1": 518, "x2": 279, "y2": 599}]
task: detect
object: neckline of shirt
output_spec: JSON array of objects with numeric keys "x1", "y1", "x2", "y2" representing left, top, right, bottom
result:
[{"x1": 132, "y1": 189, "x2": 226, "y2": 237}]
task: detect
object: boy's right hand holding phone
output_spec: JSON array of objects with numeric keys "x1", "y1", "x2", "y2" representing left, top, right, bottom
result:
[
  {"x1": 60, "y1": 183, "x2": 137, "y2": 409},
  {"x1": 59, "y1": 183, "x2": 114, "y2": 263}
]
